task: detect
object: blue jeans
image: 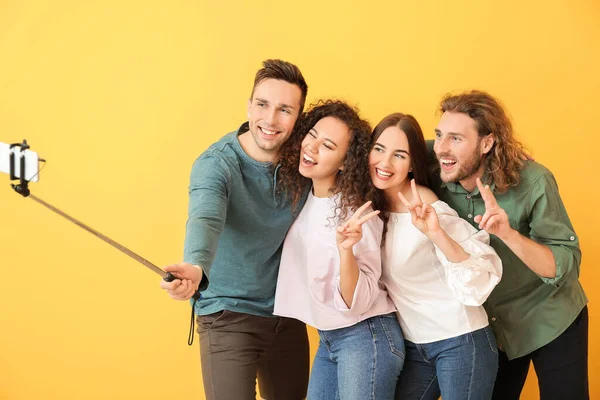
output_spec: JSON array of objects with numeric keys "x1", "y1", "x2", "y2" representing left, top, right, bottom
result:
[
  {"x1": 395, "y1": 326, "x2": 498, "y2": 400},
  {"x1": 307, "y1": 313, "x2": 405, "y2": 400}
]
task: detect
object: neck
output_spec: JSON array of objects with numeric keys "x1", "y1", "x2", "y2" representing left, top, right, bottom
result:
[
  {"x1": 238, "y1": 131, "x2": 279, "y2": 163},
  {"x1": 383, "y1": 180, "x2": 410, "y2": 212},
  {"x1": 312, "y1": 176, "x2": 337, "y2": 198},
  {"x1": 459, "y1": 165, "x2": 487, "y2": 192}
]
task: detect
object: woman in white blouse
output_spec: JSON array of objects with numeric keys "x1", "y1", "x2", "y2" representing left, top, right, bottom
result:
[{"x1": 368, "y1": 113, "x2": 502, "y2": 400}]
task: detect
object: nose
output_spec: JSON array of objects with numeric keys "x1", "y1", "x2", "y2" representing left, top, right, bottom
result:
[
  {"x1": 436, "y1": 135, "x2": 450, "y2": 154},
  {"x1": 378, "y1": 152, "x2": 393, "y2": 169},
  {"x1": 307, "y1": 139, "x2": 319, "y2": 153},
  {"x1": 264, "y1": 107, "x2": 277, "y2": 127}
]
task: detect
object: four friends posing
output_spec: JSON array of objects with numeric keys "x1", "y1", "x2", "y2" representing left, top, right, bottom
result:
[{"x1": 161, "y1": 60, "x2": 588, "y2": 400}]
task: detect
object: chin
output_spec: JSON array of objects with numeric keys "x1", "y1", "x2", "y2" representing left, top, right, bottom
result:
[{"x1": 440, "y1": 171, "x2": 457, "y2": 183}]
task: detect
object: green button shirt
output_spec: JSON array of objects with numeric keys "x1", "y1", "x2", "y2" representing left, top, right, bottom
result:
[{"x1": 433, "y1": 161, "x2": 587, "y2": 359}]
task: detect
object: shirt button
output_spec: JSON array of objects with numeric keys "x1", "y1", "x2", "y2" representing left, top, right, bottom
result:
[
  {"x1": 570, "y1": 236, "x2": 575, "y2": 241},
  {"x1": 468, "y1": 214, "x2": 473, "y2": 218},
  {"x1": 466, "y1": 195, "x2": 471, "y2": 199},
  {"x1": 491, "y1": 317, "x2": 496, "y2": 322}
]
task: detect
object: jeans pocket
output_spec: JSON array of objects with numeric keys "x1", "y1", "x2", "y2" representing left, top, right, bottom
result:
[
  {"x1": 378, "y1": 314, "x2": 406, "y2": 359},
  {"x1": 483, "y1": 325, "x2": 499, "y2": 355},
  {"x1": 197, "y1": 310, "x2": 229, "y2": 331}
]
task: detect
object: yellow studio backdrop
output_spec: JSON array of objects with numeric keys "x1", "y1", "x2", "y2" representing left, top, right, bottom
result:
[{"x1": 0, "y1": 1, "x2": 597, "y2": 399}]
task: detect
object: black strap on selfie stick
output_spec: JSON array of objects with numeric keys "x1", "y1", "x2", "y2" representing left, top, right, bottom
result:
[{"x1": 8, "y1": 139, "x2": 201, "y2": 345}]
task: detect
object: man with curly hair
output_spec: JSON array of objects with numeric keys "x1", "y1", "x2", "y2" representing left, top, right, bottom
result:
[
  {"x1": 160, "y1": 59, "x2": 310, "y2": 400},
  {"x1": 431, "y1": 90, "x2": 588, "y2": 400}
]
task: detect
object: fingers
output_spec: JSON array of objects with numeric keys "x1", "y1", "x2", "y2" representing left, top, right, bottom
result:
[
  {"x1": 164, "y1": 262, "x2": 202, "y2": 283},
  {"x1": 172, "y1": 279, "x2": 191, "y2": 296},
  {"x1": 478, "y1": 210, "x2": 492, "y2": 229},
  {"x1": 340, "y1": 224, "x2": 362, "y2": 235},
  {"x1": 481, "y1": 214, "x2": 502, "y2": 232},
  {"x1": 160, "y1": 277, "x2": 189, "y2": 298},
  {"x1": 411, "y1": 179, "x2": 424, "y2": 205},
  {"x1": 474, "y1": 214, "x2": 483, "y2": 224},
  {"x1": 164, "y1": 262, "x2": 191, "y2": 278},
  {"x1": 397, "y1": 191, "x2": 412, "y2": 208},
  {"x1": 357, "y1": 210, "x2": 380, "y2": 225},
  {"x1": 476, "y1": 178, "x2": 498, "y2": 208},
  {"x1": 421, "y1": 203, "x2": 434, "y2": 218},
  {"x1": 160, "y1": 278, "x2": 181, "y2": 291},
  {"x1": 478, "y1": 208, "x2": 505, "y2": 230},
  {"x1": 164, "y1": 278, "x2": 196, "y2": 300},
  {"x1": 409, "y1": 206, "x2": 419, "y2": 225},
  {"x1": 339, "y1": 231, "x2": 364, "y2": 249},
  {"x1": 350, "y1": 201, "x2": 373, "y2": 221},
  {"x1": 345, "y1": 201, "x2": 380, "y2": 230}
]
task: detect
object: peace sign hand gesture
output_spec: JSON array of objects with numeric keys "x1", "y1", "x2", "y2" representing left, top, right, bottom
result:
[
  {"x1": 336, "y1": 201, "x2": 380, "y2": 251},
  {"x1": 398, "y1": 179, "x2": 441, "y2": 236},
  {"x1": 474, "y1": 178, "x2": 513, "y2": 241}
]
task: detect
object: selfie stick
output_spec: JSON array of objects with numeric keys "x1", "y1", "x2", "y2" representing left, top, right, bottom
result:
[{"x1": 8, "y1": 140, "x2": 199, "y2": 297}]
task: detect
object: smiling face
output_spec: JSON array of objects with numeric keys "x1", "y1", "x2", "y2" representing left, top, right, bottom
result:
[
  {"x1": 298, "y1": 116, "x2": 351, "y2": 190},
  {"x1": 434, "y1": 111, "x2": 489, "y2": 188},
  {"x1": 369, "y1": 126, "x2": 412, "y2": 196},
  {"x1": 246, "y1": 78, "x2": 302, "y2": 157}
]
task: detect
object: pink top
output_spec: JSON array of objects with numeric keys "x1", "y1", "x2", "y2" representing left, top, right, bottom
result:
[{"x1": 274, "y1": 192, "x2": 396, "y2": 330}]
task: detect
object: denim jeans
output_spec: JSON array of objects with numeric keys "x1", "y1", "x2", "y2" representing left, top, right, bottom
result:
[
  {"x1": 395, "y1": 326, "x2": 498, "y2": 400},
  {"x1": 307, "y1": 313, "x2": 405, "y2": 400}
]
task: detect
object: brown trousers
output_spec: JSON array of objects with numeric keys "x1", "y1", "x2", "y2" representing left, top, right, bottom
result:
[{"x1": 197, "y1": 310, "x2": 310, "y2": 400}]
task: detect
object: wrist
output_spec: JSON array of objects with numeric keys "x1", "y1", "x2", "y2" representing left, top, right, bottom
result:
[
  {"x1": 337, "y1": 246, "x2": 354, "y2": 257},
  {"x1": 425, "y1": 227, "x2": 446, "y2": 243},
  {"x1": 192, "y1": 264, "x2": 203, "y2": 281},
  {"x1": 498, "y1": 227, "x2": 519, "y2": 243}
]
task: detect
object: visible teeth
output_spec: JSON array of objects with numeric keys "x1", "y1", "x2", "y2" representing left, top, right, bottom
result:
[
  {"x1": 441, "y1": 158, "x2": 456, "y2": 165},
  {"x1": 376, "y1": 168, "x2": 392, "y2": 177},
  {"x1": 261, "y1": 127, "x2": 278, "y2": 135},
  {"x1": 303, "y1": 154, "x2": 316, "y2": 163}
]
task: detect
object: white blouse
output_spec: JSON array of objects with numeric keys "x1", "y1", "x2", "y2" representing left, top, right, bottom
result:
[{"x1": 381, "y1": 200, "x2": 502, "y2": 343}]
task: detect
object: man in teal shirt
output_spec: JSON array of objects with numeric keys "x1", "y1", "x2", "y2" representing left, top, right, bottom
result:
[
  {"x1": 160, "y1": 60, "x2": 309, "y2": 400},
  {"x1": 432, "y1": 90, "x2": 588, "y2": 399}
]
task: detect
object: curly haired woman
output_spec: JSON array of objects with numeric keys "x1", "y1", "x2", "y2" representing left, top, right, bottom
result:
[{"x1": 273, "y1": 100, "x2": 404, "y2": 400}]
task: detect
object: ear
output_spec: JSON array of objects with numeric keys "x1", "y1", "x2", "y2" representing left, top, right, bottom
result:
[
  {"x1": 247, "y1": 99, "x2": 252, "y2": 119},
  {"x1": 481, "y1": 133, "x2": 495, "y2": 155}
]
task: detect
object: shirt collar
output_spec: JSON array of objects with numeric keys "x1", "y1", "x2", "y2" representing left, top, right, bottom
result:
[{"x1": 440, "y1": 172, "x2": 496, "y2": 196}]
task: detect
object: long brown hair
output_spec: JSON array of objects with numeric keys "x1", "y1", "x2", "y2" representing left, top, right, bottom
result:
[
  {"x1": 278, "y1": 99, "x2": 375, "y2": 222},
  {"x1": 439, "y1": 90, "x2": 527, "y2": 193},
  {"x1": 370, "y1": 113, "x2": 432, "y2": 239}
]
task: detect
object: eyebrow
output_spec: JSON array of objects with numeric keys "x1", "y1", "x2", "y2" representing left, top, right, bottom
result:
[
  {"x1": 374, "y1": 142, "x2": 409, "y2": 155},
  {"x1": 254, "y1": 98, "x2": 296, "y2": 110},
  {"x1": 311, "y1": 128, "x2": 338, "y2": 147},
  {"x1": 435, "y1": 129, "x2": 465, "y2": 137}
]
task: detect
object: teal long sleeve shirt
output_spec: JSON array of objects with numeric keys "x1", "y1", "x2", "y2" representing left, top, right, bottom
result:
[{"x1": 183, "y1": 123, "x2": 302, "y2": 317}]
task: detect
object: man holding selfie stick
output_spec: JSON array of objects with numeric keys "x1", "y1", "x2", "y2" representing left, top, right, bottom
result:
[{"x1": 159, "y1": 60, "x2": 310, "y2": 400}]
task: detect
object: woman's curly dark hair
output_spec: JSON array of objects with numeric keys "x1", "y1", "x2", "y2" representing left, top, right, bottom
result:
[{"x1": 278, "y1": 99, "x2": 376, "y2": 223}]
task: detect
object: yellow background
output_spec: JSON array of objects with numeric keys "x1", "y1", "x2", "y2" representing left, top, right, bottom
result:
[{"x1": 1, "y1": 1, "x2": 598, "y2": 399}]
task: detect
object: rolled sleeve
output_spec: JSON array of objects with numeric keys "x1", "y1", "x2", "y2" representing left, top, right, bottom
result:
[{"x1": 528, "y1": 172, "x2": 581, "y2": 287}]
